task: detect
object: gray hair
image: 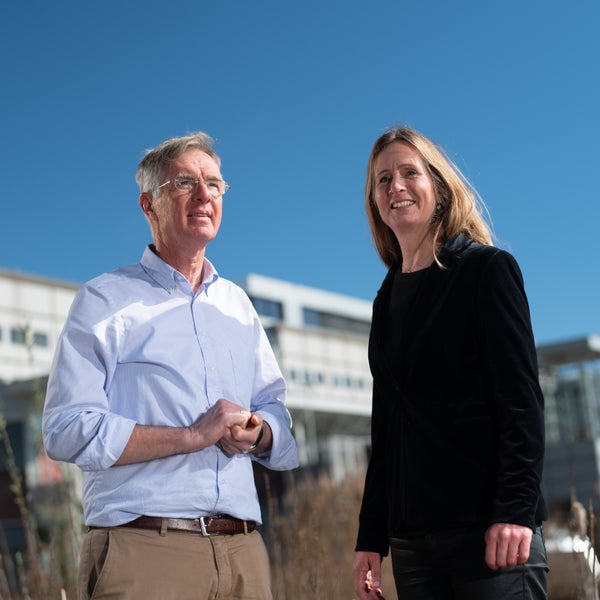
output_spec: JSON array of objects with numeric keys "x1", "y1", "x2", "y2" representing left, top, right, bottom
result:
[{"x1": 135, "y1": 132, "x2": 221, "y2": 195}]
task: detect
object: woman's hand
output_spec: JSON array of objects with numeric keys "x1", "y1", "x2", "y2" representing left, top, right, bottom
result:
[
  {"x1": 352, "y1": 551, "x2": 384, "y2": 599},
  {"x1": 484, "y1": 522, "x2": 532, "y2": 570}
]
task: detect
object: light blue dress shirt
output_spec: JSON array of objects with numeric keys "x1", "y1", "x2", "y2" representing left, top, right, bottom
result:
[{"x1": 43, "y1": 247, "x2": 298, "y2": 526}]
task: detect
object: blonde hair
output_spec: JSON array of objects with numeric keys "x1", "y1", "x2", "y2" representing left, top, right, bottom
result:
[{"x1": 365, "y1": 126, "x2": 493, "y2": 268}]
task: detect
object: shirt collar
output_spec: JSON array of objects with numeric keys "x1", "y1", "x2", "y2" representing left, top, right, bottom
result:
[{"x1": 140, "y1": 245, "x2": 219, "y2": 294}]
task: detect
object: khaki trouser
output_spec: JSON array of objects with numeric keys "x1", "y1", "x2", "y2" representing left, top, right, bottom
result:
[{"x1": 79, "y1": 526, "x2": 272, "y2": 600}]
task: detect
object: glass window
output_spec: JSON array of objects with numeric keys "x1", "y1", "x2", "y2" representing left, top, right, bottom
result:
[
  {"x1": 302, "y1": 307, "x2": 370, "y2": 336},
  {"x1": 303, "y1": 308, "x2": 321, "y2": 327},
  {"x1": 249, "y1": 297, "x2": 284, "y2": 320},
  {"x1": 264, "y1": 327, "x2": 279, "y2": 349},
  {"x1": 33, "y1": 332, "x2": 49, "y2": 347},
  {"x1": 10, "y1": 328, "x2": 26, "y2": 345}
]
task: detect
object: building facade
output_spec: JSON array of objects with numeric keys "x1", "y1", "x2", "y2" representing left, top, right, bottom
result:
[
  {"x1": 2, "y1": 267, "x2": 600, "y2": 526},
  {"x1": 538, "y1": 335, "x2": 600, "y2": 512},
  {"x1": 0, "y1": 269, "x2": 78, "y2": 383},
  {"x1": 241, "y1": 274, "x2": 373, "y2": 480}
]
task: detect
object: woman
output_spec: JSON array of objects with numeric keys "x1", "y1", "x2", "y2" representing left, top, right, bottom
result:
[{"x1": 352, "y1": 126, "x2": 548, "y2": 599}]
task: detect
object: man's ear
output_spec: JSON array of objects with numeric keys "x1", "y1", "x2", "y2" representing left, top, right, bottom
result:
[{"x1": 140, "y1": 192, "x2": 155, "y2": 218}]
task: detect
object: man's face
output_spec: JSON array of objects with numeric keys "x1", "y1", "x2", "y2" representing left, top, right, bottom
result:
[{"x1": 143, "y1": 148, "x2": 224, "y2": 253}]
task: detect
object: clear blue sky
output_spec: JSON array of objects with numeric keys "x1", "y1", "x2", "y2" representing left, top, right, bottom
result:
[{"x1": 1, "y1": 1, "x2": 598, "y2": 345}]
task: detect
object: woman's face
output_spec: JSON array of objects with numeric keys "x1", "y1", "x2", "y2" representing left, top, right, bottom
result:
[{"x1": 372, "y1": 141, "x2": 438, "y2": 240}]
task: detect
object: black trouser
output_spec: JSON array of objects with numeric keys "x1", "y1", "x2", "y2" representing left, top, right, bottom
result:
[{"x1": 390, "y1": 526, "x2": 547, "y2": 599}]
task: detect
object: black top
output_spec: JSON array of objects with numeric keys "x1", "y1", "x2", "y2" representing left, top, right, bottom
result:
[
  {"x1": 384, "y1": 269, "x2": 428, "y2": 361},
  {"x1": 356, "y1": 234, "x2": 547, "y2": 556}
]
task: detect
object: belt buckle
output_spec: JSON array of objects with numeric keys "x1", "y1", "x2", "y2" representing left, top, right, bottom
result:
[{"x1": 199, "y1": 516, "x2": 218, "y2": 537}]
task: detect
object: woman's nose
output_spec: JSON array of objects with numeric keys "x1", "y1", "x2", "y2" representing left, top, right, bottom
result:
[{"x1": 389, "y1": 176, "x2": 406, "y2": 193}]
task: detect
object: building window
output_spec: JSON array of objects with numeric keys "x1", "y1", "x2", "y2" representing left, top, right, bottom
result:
[
  {"x1": 33, "y1": 332, "x2": 49, "y2": 347},
  {"x1": 10, "y1": 327, "x2": 26, "y2": 345},
  {"x1": 302, "y1": 308, "x2": 371, "y2": 336},
  {"x1": 264, "y1": 327, "x2": 279, "y2": 349},
  {"x1": 303, "y1": 308, "x2": 321, "y2": 328},
  {"x1": 8, "y1": 327, "x2": 48, "y2": 347},
  {"x1": 249, "y1": 296, "x2": 284, "y2": 321}
]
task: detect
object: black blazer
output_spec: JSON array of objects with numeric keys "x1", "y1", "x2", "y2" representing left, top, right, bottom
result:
[{"x1": 356, "y1": 234, "x2": 547, "y2": 556}]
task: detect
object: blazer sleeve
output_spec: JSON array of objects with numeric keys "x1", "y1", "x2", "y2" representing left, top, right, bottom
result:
[
  {"x1": 476, "y1": 250, "x2": 545, "y2": 529},
  {"x1": 355, "y1": 378, "x2": 392, "y2": 556}
]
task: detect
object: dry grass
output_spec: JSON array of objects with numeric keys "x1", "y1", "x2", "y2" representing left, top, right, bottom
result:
[
  {"x1": 1, "y1": 332, "x2": 392, "y2": 599},
  {"x1": 0, "y1": 413, "x2": 79, "y2": 599},
  {"x1": 266, "y1": 472, "x2": 397, "y2": 600},
  {"x1": 3, "y1": 453, "x2": 600, "y2": 599},
  {"x1": 0, "y1": 457, "x2": 395, "y2": 599}
]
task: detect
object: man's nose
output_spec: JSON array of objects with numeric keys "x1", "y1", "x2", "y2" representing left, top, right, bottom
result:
[{"x1": 192, "y1": 180, "x2": 212, "y2": 201}]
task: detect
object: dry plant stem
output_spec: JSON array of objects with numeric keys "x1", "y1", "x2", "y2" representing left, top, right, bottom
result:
[
  {"x1": 0, "y1": 324, "x2": 81, "y2": 598},
  {"x1": 590, "y1": 499, "x2": 598, "y2": 600},
  {"x1": 0, "y1": 414, "x2": 42, "y2": 594},
  {"x1": 266, "y1": 473, "x2": 397, "y2": 600}
]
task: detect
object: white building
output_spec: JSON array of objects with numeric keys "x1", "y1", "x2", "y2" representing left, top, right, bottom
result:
[
  {"x1": 0, "y1": 269, "x2": 78, "y2": 383},
  {"x1": 0, "y1": 269, "x2": 374, "y2": 482},
  {"x1": 240, "y1": 274, "x2": 373, "y2": 479},
  {"x1": 0, "y1": 268, "x2": 374, "y2": 555},
  {"x1": 537, "y1": 335, "x2": 600, "y2": 512}
]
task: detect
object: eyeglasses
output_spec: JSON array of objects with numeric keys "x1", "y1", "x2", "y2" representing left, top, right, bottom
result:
[{"x1": 156, "y1": 176, "x2": 230, "y2": 198}]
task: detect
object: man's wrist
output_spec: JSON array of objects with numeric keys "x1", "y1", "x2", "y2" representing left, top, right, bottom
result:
[{"x1": 248, "y1": 425, "x2": 264, "y2": 452}]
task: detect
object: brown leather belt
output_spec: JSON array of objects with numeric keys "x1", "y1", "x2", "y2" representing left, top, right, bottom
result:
[{"x1": 93, "y1": 515, "x2": 256, "y2": 537}]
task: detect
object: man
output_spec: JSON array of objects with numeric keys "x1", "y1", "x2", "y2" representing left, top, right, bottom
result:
[{"x1": 43, "y1": 132, "x2": 298, "y2": 600}]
